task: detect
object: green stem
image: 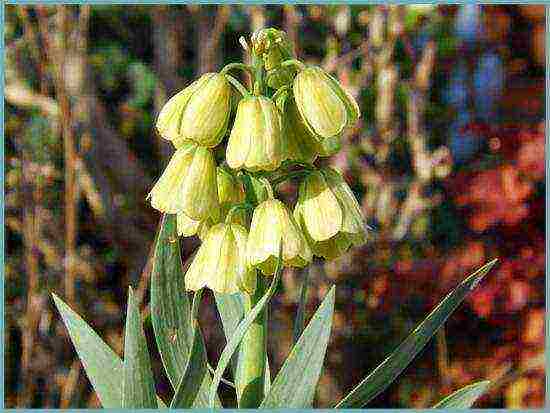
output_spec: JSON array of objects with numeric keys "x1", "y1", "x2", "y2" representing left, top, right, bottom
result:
[
  {"x1": 252, "y1": 53, "x2": 265, "y2": 96},
  {"x1": 271, "y1": 85, "x2": 290, "y2": 103},
  {"x1": 225, "y1": 74, "x2": 251, "y2": 98},
  {"x1": 281, "y1": 58, "x2": 306, "y2": 71},
  {"x1": 221, "y1": 62, "x2": 255, "y2": 78},
  {"x1": 236, "y1": 274, "x2": 267, "y2": 408}
]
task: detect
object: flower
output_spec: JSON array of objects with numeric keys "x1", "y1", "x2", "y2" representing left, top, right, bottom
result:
[
  {"x1": 293, "y1": 66, "x2": 360, "y2": 140},
  {"x1": 156, "y1": 73, "x2": 232, "y2": 148},
  {"x1": 148, "y1": 142, "x2": 218, "y2": 219},
  {"x1": 185, "y1": 223, "x2": 256, "y2": 294},
  {"x1": 276, "y1": 90, "x2": 319, "y2": 164},
  {"x1": 247, "y1": 198, "x2": 312, "y2": 275},
  {"x1": 294, "y1": 170, "x2": 343, "y2": 241},
  {"x1": 226, "y1": 96, "x2": 284, "y2": 171},
  {"x1": 294, "y1": 167, "x2": 368, "y2": 260},
  {"x1": 176, "y1": 167, "x2": 246, "y2": 238}
]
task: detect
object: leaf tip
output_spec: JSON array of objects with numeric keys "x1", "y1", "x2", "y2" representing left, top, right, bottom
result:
[{"x1": 467, "y1": 258, "x2": 499, "y2": 290}]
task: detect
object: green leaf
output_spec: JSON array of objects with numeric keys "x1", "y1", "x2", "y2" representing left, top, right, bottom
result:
[
  {"x1": 214, "y1": 292, "x2": 245, "y2": 375},
  {"x1": 170, "y1": 291, "x2": 208, "y2": 408},
  {"x1": 52, "y1": 293, "x2": 124, "y2": 408},
  {"x1": 292, "y1": 267, "x2": 310, "y2": 344},
  {"x1": 52, "y1": 293, "x2": 167, "y2": 408},
  {"x1": 122, "y1": 287, "x2": 157, "y2": 408},
  {"x1": 214, "y1": 292, "x2": 271, "y2": 395},
  {"x1": 209, "y1": 252, "x2": 283, "y2": 407},
  {"x1": 150, "y1": 214, "x2": 218, "y2": 407},
  {"x1": 433, "y1": 380, "x2": 491, "y2": 408},
  {"x1": 261, "y1": 286, "x2": 335, "y2": 408},
  {"x1": 335, "y1": 259, "x2": 498, "y2": 408}
]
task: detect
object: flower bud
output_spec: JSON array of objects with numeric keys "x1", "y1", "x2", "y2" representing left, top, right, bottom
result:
[
  {"x1": 276, "y1": 90, "x2": 319, "y2": 164},
  {"x1": 252, "y1": 28, "x2": 296, "y2": 89},
  {"x1": 156, "y1": 73, "x2": 232, "y2": 148},
  {"x1": 148, "y1": 142, "x2": 218, "y2": 220},
  {"x1": 217, "y1": 168, "x2": 249, "y2": 229},
  {"x1": 247, "y1": 199, "x2": 312, "y2": 275},
  {"x1": 185, "y1": 223, "x2": 256, "y2": 295},
  {"x1": 226, "y1": 96, "x2": 284, "y2": 172},
  {"x1": 294, "y1": 167, "x2": 368, "y2": 260},
  {"x1": 293, "y1": 66, "x2": 360, "y2": 140}
]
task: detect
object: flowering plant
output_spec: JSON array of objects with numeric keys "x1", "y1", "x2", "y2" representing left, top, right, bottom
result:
[{"x1": 53, "y1": 28, "x2": 497, "y2": 409}]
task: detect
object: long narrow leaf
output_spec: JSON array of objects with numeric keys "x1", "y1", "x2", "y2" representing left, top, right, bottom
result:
[
  {"x1": 209, "y1": 253, "x2": 282, "y2": 407},
  {"x1": 122, "y1": 287, "x2": 157, "y2": 408},
  {"x1": 261, "y1": 286, "x2": 335, "y2": 408},
  {"x1": 170, "y1": 291, "x2": 208, "y2": 408},
  {"x1": 215, "y1": 292, "x2": 272, "y2": 396},
  {"x1": 150, "y1": 214, "x2": 216, "y2": 407},
  {"x1": 52, "y1": 293, "x2": 124, "y2": 408},
  {"x1": 292, "y1": 266, "x2": 310, "y2": 344},
  {"x1": 53, "y1": 293, "x2": 167, "y2": 408},
  {"x1": 433, "y1": 380, "x2": 491, "y2": 408},
  {"x1": 214, "y1": 292, "x2": 245, "y2": 376},
  {"x1": 335, "y1": 259, "x2": 498, "y2": 408}
]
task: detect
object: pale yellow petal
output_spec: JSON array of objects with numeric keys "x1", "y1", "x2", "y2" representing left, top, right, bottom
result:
[
  {"x1": 148, "y1": 144, "x2": 195, "y2": 213},
  {"x1": 299, "y1": 171, "x2": 342, "y2": 241}
]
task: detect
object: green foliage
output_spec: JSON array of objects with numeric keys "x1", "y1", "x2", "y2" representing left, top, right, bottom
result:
[
  {"x1": 335, "y1": 259, "x2": 498, "y2": 408},
  {"x1": 433, "y1": 381, "x2": 491, "y2": 408},
  {"x1": 261, "y1": 286, "x2": 335, "y2": 408},
  {"x1": 209, "y1": 251, "x2": 283, "y2": 407},
  {"x1": 292, "y1": 267, "x2": 310, "y2": 344},
  {"x1": 122, "y1": 287, "x2": 157, "y2": 408},
  {"x1": 150, "y1": 214, "x2": 216, "y2": 407},
  {"x1": 52, "y1": 293, "x2": 124, "y2": 408},
  {"x1": 170, "y1": 291, "x2": 208, "y2": 408},
  {"x1": 52, "y1": 293, "x2": 167, "y2": 408}
]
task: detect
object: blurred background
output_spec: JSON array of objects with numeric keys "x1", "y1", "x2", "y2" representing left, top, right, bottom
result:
[{"x1": 4, "y1": 4, "x2": 546, "y2": 408}]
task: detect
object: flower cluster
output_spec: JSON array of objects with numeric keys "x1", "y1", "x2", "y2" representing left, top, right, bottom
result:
[{"x1": 149, "y1": 28, "x2": 368, "y2": 295}]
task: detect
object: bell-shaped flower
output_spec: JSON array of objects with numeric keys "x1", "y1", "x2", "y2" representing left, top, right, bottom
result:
[
  {"x1": 148, "y1": 142, "x2": 218, "y2": 220},
  {"x1": 176, "y1": 167, "x2": 247, "y2": 239},
  {"x1": 293, "y1": 66, "x2": 360, "y2": 140},
  {"x1": 294, "y1": 170, "x2": 343, "y2": 241},
  {"x1": 276, "y1": 90, "x2": 319, "y2": 164},
  {"x1": 185, "y1": 223, "x2": 256, "y2": 295},
  {"x1": 226, "y1": 96, "x2": 284, "y2": 172},
  {"x1": 156, "y1": 73, "x2": 232, "y2": 148},
  {"x1": 294, "y1": 167, "x2": 368, "y2": 260},
  {"x1": 247, "y1": 198, "x2": 311, "y2": 275}
]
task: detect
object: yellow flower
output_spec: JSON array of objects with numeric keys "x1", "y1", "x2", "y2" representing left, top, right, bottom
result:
[
  {"x1": 156, "y1": 73, "x2": 232, "y2": 148},
  {"x1": 176, "y1": 167, "x2": 247, "y2": 239},
  {"x1": 293, "y1": 66, "x2": 360, "y2": 140},
  {"x1": 185, "y1": 223, "x2": 256, "y2": 295},
  {"x1": 148, "y1": 142, "x2": 218, "y2": 220},
  {"x1": 226, "y1": 96, "x2": 284, "y2": 172},
  {"x1": 294, "y1": 167, "x2": 368, "y2": 260},
  {"x1": 247, "y1": 198, "x2": 311, "y2": 275},
  {"x1": 294, "y1": 170, "x2": 342, "y2": 241},
  {"x1": 276, "y1": 90, "x2": 319, "y2": 164}
]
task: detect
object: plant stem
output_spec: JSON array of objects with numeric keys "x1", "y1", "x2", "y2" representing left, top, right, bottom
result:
[
  {"x1": 236, "y1": 275, "x2": 267, "y2": 408},
  {"x1": 225, "y1": 74, "x2": 251, "y2": 98}
]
